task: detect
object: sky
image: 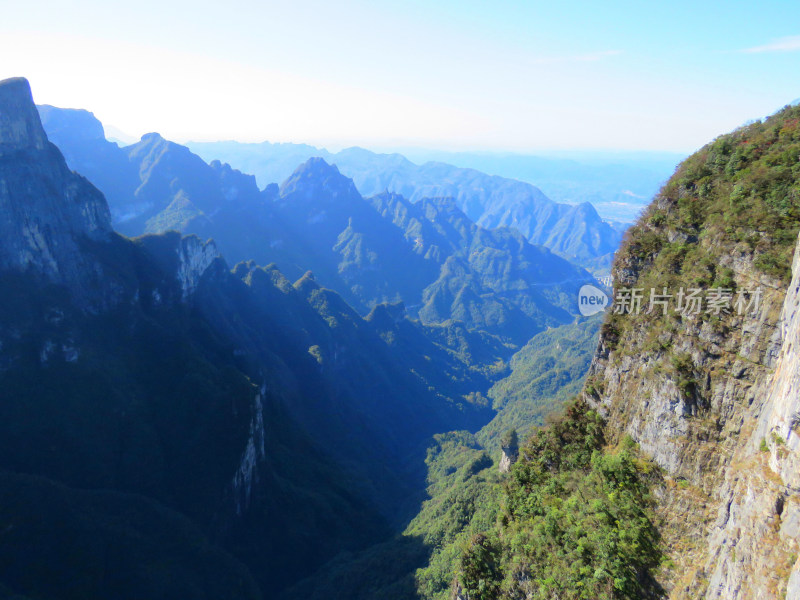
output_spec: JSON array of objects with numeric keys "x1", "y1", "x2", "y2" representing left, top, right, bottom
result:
[{"x1": 1, "y1": 0, "x2": 799, "y2": 153}]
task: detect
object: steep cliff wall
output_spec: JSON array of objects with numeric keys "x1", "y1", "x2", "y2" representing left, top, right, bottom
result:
[
  {"x1": 0, "y1": 77, "x2": 113, "y2": 307},
  {"x1": 585, "y1": 105, "x2": 800, "y2": 597},
  {"x1": 699, "y1": 232, "x2": 800, "y2": 599}
]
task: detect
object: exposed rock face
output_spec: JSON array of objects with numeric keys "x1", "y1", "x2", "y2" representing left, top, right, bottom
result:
[
  {"x1": 231, "y1": 384, "x2": 267, "y2": 516},
  {"x1": 584, "y1": 107, "x2": 800, "y2": 598},
  {"x1": 587, "y1": 230, "x2": 792, "y2": 597},
  {"x1": 0, "y1": 77, "x2": 112, "y2": 306},
  {"x1": 176, "y1": 234, "x2": 221, "y2": 300},
  {"x1": 0, "y1": 77, "x2": 49, "y2": 152},
  {"x1": 499, "y1": 430, "x2": 519, "y2": 473},
  {"x1": 498, "y1": 445, "x2": 518, "y2": 474},
  {"x1": 586, "y1": 172, "x2": 800, "y2": 600},
  {"x1": 700, "y1": 232, "x2": 800, "y2": 599},
  {"x1": 586, "y1": 209, "x2": 785, "y2": 475},
  {"x1": 758, "y1": 236, "x2": 800, "y2": 488}
]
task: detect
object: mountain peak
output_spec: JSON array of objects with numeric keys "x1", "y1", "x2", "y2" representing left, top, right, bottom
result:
[
  {"x1": 138, "y1": 132, "x2": 169, "y2": 146},
  {"x1": 0, "y1": 78, "x2": 112, "y2": 303},
  {"x1": 37, "y1": 105, "x2": 105, "y2": 142},
  {"x1": 0, "y1": 77, "x2": 48, "y2": 153},
  {"x1": 571, "y1": 201, "x2": 601, "y2": 220},
  {"x1": 298, "y1": 156, "x2": 341, "y2": 177},
  {"x1": 279, "y1": 156, "x2": 359, "y2": 201}
]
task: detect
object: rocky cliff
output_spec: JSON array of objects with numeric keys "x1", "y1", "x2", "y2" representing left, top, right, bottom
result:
[
  {"x1": 0, "y1": 78, "x2": 49, "y2": 151},
  {"x1": 699, "y1": 231, "x2": 800, "y2": 599},
  {"x1": 0, "y1": 77, "x2": 112, "y2": 307},
  {"x1": 585, "y1": 104, "x2": 800, "y2": 597}
]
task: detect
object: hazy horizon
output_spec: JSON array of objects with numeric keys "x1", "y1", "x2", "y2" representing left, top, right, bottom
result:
[
  {"x1": 4, "y1": 0, "x2": 799, "y2": 154},
  {"x1": 97, "y1": 118, "x2": 690, "y2": 162}
]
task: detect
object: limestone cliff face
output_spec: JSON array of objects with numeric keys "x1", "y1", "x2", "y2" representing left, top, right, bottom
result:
[
  {"x1": 586, "y1": 232, "x2": 786, "y2": 596},
  {"x1": 758, "y1": 237, "x2": 800, "y2": 490},
  {"x1": 0, "y1": 77, "x2": 49, "y2": 152},
  {"x1": 584, "y1": 106, "x2": 800, "y2": 598},
  {"x1": 699, "y1": 233, "x2": 800, "y2": 600},
  {"x1": 231, "y1": 384, "x2": 267, "y2": 516},
  {"x1": 175, "y1": 234, "x2": 221, "y2": 300},
  {"x1": 0, "y1": 77, "x2": 112, "y2": 305},
  {"x1": 499, "y1": 432, "x2": 519, "y2": 474},
  {"x1": 498, "y1": 447, "x2": 517, "y2": 474}
]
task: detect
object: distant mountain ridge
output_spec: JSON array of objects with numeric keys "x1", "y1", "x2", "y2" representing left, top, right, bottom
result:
[
  {"x1": 36, "y1": 106, "x2": 623, "y2": 271},
  {"x1": 393, "y1": 147, "x2": 683, "y2": 220},
  {"x1": 38, "y1": 106, "x2": 595, "y2": 345},
  {"x1": 187, "y1": 142, "x2": 683, "y2": 223},
  {"x1": 369, "y1": 192, "x2": 588, "y2": 342},
  {"x1": 188, "y1": 140, "x2": 624, "y2": 270}
]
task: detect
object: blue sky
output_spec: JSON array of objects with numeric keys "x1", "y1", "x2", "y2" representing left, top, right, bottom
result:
[{"x1": 2, "y1": 0, "x2": 799, "y2": 152}]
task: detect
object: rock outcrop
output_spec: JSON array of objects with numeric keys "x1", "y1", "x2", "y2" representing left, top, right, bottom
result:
[
  {"x1": 499, "y1": 429, "x2": 519, "y2": 474},
  {"x1": 498, "y1": 445, "x2": 518, "y2": 474},
  {"x1": 176, "y1": 234, "x2": 221, "y2": 300},
  {"x1": 0, "y1": 77, "x2": 112, "y2": 306},
  {"x1": 0, "y1": 77, "x2": 49, "y2": 152},
  {"x1": 231, "y1": 384, "x2": 267, "y2": 516},
  {"x1": 584, "y1": 105, "x2": 800, "y2": 598},
  {"x1": 700, "y1": 232, "x2": 800, "y2": 599}
]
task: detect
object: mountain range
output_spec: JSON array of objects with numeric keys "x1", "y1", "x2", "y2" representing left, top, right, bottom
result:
[
  {"x1": 186, "y1": 141, "x2": 682, "y2": 224},
  {"x1": 37, "y1": 106, "x2": 596, "y2": 346},
  {"x1": 385, "y1": 147, "x2": 683, "y2": 220},
  {"x1": 187, "y1": 140, "x2": 626, "y2": 271},
  {"x1": 40, "y1": 107, "x2": 624, "y2": 273}
]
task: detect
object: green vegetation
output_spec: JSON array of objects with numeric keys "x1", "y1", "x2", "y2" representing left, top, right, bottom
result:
[
  {"x1": 283, "y1": 401, "x2": 661, "y2": 600},
  {"x1": 670, "y1": 352, "x2": 697, "y2": 398},
  {"x1": 407, "y1": 432, "x2": 503, "y2": 600},
  {"x1": 456, "y1": 402, "x2": 662, "y2": 600},
  {"x1": 480, "y1": 316, "x2": 602, "y2": 449},
  {"x1": 275, "y1": 313, "x2": 604, "y2": 600},
  {"x1": 280, "y1": 431, "x2": 502, "y2": 600},
  {"x1": 500, "y1": 428, "x2": 519, "y2": 449},
  {"x1": 457, "y1": 534, "x2": 502, "y2": 600},
  {"x1": 624, "y1": 104, "x2": 800, "y2": 290}
]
